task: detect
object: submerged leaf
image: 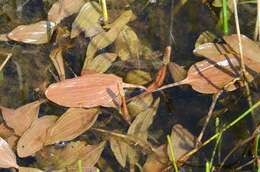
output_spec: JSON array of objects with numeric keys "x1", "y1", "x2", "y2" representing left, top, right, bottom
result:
[
  {"x1": 17, "y1": 116, "x2": 58, "y2": 157},
  {"x1": 125, "y1": 70, "x2": 152, "y2": 85},
  {"x1": 1, "y1": 100, "x2": 42, "y2": 136},
  {"x1": 128, "y1": 98, "x2": 160, "y2": 140},
  {"x1": 0, "y1": 123, "x2": 14, "y2": 138},
  {"x1": 194, "y1": 31, "x2": 217, "y2": 48},
  {"x1": 110, "y1": 137, "x2": 128, "y2": 167},
  {"x1": 167, "y1": 124, "x2": 194, "y2": 160},
  {"x1": 45, "y1": 108, "x2": 100, "y2": 145},
  {"x1": 168, "y1": 62, "x2": 187, "y2": 82},
  {"x1": 7, "y1": 21, "x2": 56, "y2": 44},
  {"x1": 127, "y1": 94, "x2": 154, "y2": 117},
  {"x1": 48, "y1": 0, "x2": 85, "y2": 24},
  {"x1": 18, "y1": 167, "x2": 44, "y2": 172},
  {"x1": 0, "y1": 137, "x2": 18, "y2": 169},
  {"x1": 86, "y1": 53, "x2": 117, "y2": 73},
  {"x1": 115, "y1": 25, "x2": 141, "y2": 61},
  {"x1": 71, "y1": 1, "x2": 103, "y2": 38},
  {"x1": 83, "y1": 10, "x2": 134, "y2": 70},
  {"x1": 49, "y1": 47, "x2": 65, "y2": 80},
  {"x1": 0, "y1": 34, "x2": 8, "y2": 41}
]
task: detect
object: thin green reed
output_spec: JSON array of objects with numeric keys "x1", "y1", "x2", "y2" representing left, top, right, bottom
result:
[{"x1": 222, "y1": 0, "x2": 229, "y2": 34}]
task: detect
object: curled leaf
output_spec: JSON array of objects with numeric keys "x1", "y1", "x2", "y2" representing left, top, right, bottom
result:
[
  {"x1": 1, "y1": 100, "x2": 42, "y2": 136},
  {"x1": 45, "y1": 108, "x2": 100, "y2": 145},
  {"x1": 0, "y1": 137, "x2": 18, "y2": 169},
  {"x1": 48, "y1": 0, "x2": 85, "y2": 24},
  {"x1": 71, "y1": 1, "x2": 103, "y2": 38},
  {"x1": 7, "y1": 21, "x2": 56, "y2": 44},
  {"x1": 17, "y1": 116, "x2": 58, "y2": 157}
]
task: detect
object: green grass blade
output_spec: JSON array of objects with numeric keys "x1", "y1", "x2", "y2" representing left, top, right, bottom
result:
[{"x1": 222, "y1": 0, "x2": 229, "y2": 34}]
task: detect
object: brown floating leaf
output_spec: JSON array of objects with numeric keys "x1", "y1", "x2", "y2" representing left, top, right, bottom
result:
[
  {"x1": 168, "y1": 124, "x2": 194, "y2": 160},
  {"x1": 48, "y1": 0, "x2": 85, "y2": 24},
  {"x1": 17, "y1": 116, "x2": 58, "y2": 157},
  {"x1": 49, "y1": 47, "x2": 65, "y2": 80},
  {"x1": 115, "y1": 25, "x2": 141, "y2": 61},
  {"x1": 0, "y1": 137, "x2": 18, "y2": 169},
  {"x1": 125, "y1": 70, "x2": 152, "y2": 85},
  {"x1": 7, "y1": 21, "x2": 55, "y2": 44},
  {"x1": 168, "y1": 62, "x2": 187, "y2": 82},
  {"x1": 45, "y1": 108, "x2": 100, "y2": 145},
  {"x1": 71, "y1": 1, "x2": 103, "y2": 38},
  {"x1": 223, "y1": 34, "x2": 260, "y2": 63},
  {"x1": 110, "y1": 136, "x2": 128, "y2": 167},
  {"x1": 1, "y1": 100, "x2": 42, "y2": 136},
  {"x1": 18, "y1": 167, "x2": 44, "y2": 172},
  {"x1": 45, "y1": 73, "x2": 145, "y2": 108},
  {"x1": 158, "y1": 54, "x2": 246, "y2": 94},
  {"x1": 193, "y1": 43, "x2": 233, "y2": 58},
  {"x1": 85, "y1": 53, "x2": 117, "y2": 73},
  {"x1": 83, "y1": 10, "x2": 134, "y2": 71}
]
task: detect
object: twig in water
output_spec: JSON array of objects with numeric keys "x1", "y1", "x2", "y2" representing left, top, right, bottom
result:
[{"x1": 196, "y1": 91, "x2": 223, "y2": 147}]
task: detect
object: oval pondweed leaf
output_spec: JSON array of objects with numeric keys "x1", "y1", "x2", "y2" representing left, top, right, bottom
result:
[
  {"x1": 1, "y1": 100, "x2": 42, "y2": 136},
  {"x1": 125, "y1": 70, "x2": 152, "y2": 85},
  {"x1": 49, "y1": 47, "x2": 65, "y2": 81},
  {"x1": 167, "y1": 124, "x2": 195, "y2": 160},
  {"x1": 0, "y1": 137, "x2": 18, "y2": 169},
  {"x1": 157, "y1": 54, "x2": 246, "y2": 94},
  {"x1": 7, "y1": 21, "x2": 56, "y2": 44},
  {"x1": 71, "y1": 1, "x2": 103, "y2": 38},
  {"x1": 45, "y1": 73, "x2": 146, "y2": 108},
  {"x1": 44, "y1": 108, "x2": 100, "y2": 145},
  {"x1": 83, "y1": 10, "x2": 134, "y2": 71},
  {"x1": 48, "y1": 0, "x2": 85, "y2": 24},
  {"x1": 85, "y1": 53, "x2": 117, "y2": 73},
  {"x1": 110, "y1": 136, "x2": 128, "y2": 168},
  {"x1": 17, "y1": 115, "x2": 58, "y2": 158},
  {"x1": 115, "y1": 25, "x2": 141, "y2": 61}
]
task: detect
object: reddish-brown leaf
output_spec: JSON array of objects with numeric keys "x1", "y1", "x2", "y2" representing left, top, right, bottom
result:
[
  {"x1": 17, "y1": 116, "x2": 58, "y2": 157},
  {"x1": 157, "y1": 54, "x2": 246, "y2": 94},
  {"x1": 1, "y1": 100, "x2": 42, "y2": 136},
  {"x1": 45, "y1": 73, "x2": 145, "y2": 108},
  {"x1": 0, "y1": 137, "x2": 18, "y2": 169},
  {"x1": 45, "y1": 108, "x2": 100, "y2": 145},
  {"x1": 7, "y1": 21, "x2": 55, "y2": 44}
]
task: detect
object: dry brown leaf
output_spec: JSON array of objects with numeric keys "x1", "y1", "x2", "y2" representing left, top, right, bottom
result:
[
  {"x1": 17, "y1": 115, "x2": 58, "y2": 157},
  {"x1": 7, "y1": 21, "x2": 56, "y2": 44},
  {"x1": 18, "y1": 167, "x2": 44, "y2": 172},
  {"x1": 193, "y1": 43, "x2": 233, "y2": 58},
  {"x1": 48, "y1": 0, "x2": 85, "y2": 24},
  {"x1": 71, "y1": 1, "x2": 103, "y2": 38},
  {"x1": 1, "y1": 100, "x2": 42, "y2": 136},
  {"x1": 168, "y1": 124, "x2": 195, "y2": 160},
  {"x1": 110, "y1": 137, "x2": 128, "y2": 167},
  {"x1": 6, "y1": 135, "x2": 19, "y2": 150},
  {"x1": 45, "y1": 108, "x2": 100, "y2": 145},
  {"x1": 49, "y1": 47, "x2": 65, "y2": 80},
  {"x1": 0, "y1": 137, "x2": 18, "y2": 169}
]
